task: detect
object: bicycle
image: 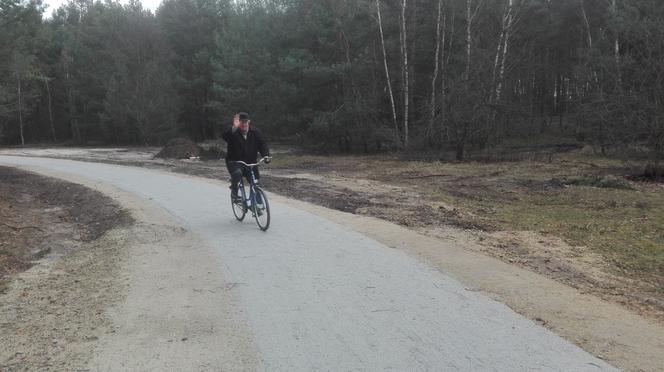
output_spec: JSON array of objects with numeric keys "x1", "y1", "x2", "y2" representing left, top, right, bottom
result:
[{"x1": 229, "y1": 156, "x2": 272, "y2": 231}]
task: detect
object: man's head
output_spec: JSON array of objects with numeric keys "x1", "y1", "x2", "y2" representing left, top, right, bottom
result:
[{"x1": 238, "y1": 112, "x2": 250, "y2": 134}]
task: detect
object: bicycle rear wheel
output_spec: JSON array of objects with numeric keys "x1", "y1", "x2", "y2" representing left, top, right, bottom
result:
[
  {"x1": 231, "y1": 185, "x2": 246, "y2": 221},
  {"x1": 253, "y1": 187, "x2": 270, "y2": 231}
]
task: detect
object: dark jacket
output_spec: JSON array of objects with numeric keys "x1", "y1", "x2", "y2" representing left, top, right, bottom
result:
[{"x1": 222, "y1": 126, "x2": 270, "y2": 164}]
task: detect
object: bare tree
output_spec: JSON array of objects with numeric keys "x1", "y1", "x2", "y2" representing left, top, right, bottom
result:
[
  {"x1": 399, "y1": 0, "x2": 410, "y2": 147},
  {"x1": 491, "y1": 1, "x2": 507, "y2": 100},
  {"x1": 440, "y1": 8, "x2": 454, "y2": 144},
  {"x1": 62, "y1": 46, "x2": 81, "y2": 143},
  {"x1": 428, "y1": 0, "x2": 444, "y2": 142},
  {"x1": 464, "y1": 0, "x2": 483, "y2": 84},
  {"x1": 611, "y1": 0, "x2": 621, "y2": 86},
  {"x1": 495, "y1": 0, "x2": 517, "y2": 103},
  {"x1": 465, "y1": 0, "x2": 472, "y2": 82},
  {"x1": 375, "y1": 0, "x2": 400, "y2": 147},
  {"x1": 40, "y1": 77, "x2": 56, "y2": 142},
  {"x1": 579, "y1": 0, "x2": 592, "y2": 49},
  {"x1": 10, "y1": 51, "x2": 31, "y2": 146},
  {"x1": 16, "y1": 74, "x2": 24, "y2": 145},
  {"x1": 47, "y1": 80, "x2": 55, "y2": 142}
]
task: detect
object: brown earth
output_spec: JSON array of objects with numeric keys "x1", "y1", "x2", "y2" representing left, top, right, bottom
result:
[
  {"x1": 155, "y1": 138, "x2": 225, "y2": 160},
  {"x1": 0, "y1": 166, "x2": 131, "y2": 292},
  {"x1": 0, "y1": 165, "x2": 257, "y2": 371},
  {"x1": 1, "y1": 148, "x2": 662, "y2": 323},
  {"x1": 0, "y1": 166, "x2": 132, "y2": 370}
]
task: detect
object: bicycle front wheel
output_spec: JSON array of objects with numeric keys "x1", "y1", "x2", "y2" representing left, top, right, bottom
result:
[
  {"x1": 231, "y1": 189, "x2": 246, "y2": 221},
  {"x1": 253, "y1": 187, "x2": 271, "y2": 231}
]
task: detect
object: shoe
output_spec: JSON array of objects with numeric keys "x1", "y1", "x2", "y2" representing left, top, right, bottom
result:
[{"x1": 230, "y1": 188, "x2": 241, "y2": 203}]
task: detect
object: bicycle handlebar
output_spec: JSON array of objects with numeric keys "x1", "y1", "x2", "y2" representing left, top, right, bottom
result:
[{"x1": 230, "y1": 156, "x2": 272, "y2": 168}]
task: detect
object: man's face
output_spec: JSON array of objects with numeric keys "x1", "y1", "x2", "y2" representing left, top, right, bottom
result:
[{"x1": 239, "y1": 120, "x2": 250, "y2": 133}]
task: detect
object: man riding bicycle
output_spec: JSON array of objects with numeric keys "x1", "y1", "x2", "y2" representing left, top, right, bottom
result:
[{"x1": 222, "y1": 112, "x2": 271, "y2": 202}]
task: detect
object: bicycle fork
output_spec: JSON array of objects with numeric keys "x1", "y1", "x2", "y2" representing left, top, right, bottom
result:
[{"x1": 245, "y1": 169, "x2": 263, "y2": 210}]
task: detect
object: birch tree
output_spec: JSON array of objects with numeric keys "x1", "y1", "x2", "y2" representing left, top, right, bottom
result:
[
  {"x1": 610, "y1": 0, "x2": 621, "y2": 86},
  {"x1": 10, "y1": 52, "x2": 37, "y2": 146},
  {"x1": 399, "y1": 0, "x2": 410, "y2": 148},
  {"x1": 428, "y1": 0, "x2": 444, "y2": 142},
  {"x1": 440, "y1": 8, "x2": 454, "y2": 145},
  {"x1": 16, "y1": 73, "x2": 24, "y2": 145},
  {"x1": 494, "y1": 0, "x2": 516, "y2": 104},
  {"x1": 464, "y1": 0, "x2": 483, "y2": 83},
  {"x1": 375, "y1": 0, "x2": 400, "y2": 147},
  {"x1": 579, "y1": 0, "x2": 593, "y2": 49}
]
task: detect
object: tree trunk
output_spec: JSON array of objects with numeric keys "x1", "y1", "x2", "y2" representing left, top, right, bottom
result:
[
  {"x1": 464, "y1": 0, "x2": 483, "y2": 84},
  {"x1": 64, "y1": 52, "x2": 80, "y2": 143},
  {"x1": 428, "y1": 0, "x2": 444, "y2": 143},
  {"x1": 456, "y1": 140, "x2": 465, "y2": 161},
  {"x1": 491, "y1": 1, "x2": 507, "y2": 102},
  {"x1": 375, "y1": 0, "x2": 400, "y2": 147},
  {"x1": 465, "y1": 0, "x2": 472, "y2": 83},
  {"x1": 17, "y1": 74, "x2": 25, "y2": 146},
  {"x1": 488, "y1": 0, "x2": 511, "y2": 145},
  {"x1": 45, "y1": 79, "x2": 56, "y2": 142},
  {"x1": 400, "y1": 0, "x2": 410, "y2": 148},
  {"x1": 440, "y1": 10, "x2": 454, "y2": 145},
  {"x1": 495, "y1": 0, "x2": 514, "y2": 103},
  {"x1": 579, "y1": 0, "x2": 592, "y2": 49},
  {"x1": 612, "y1": 0, "x2": 621, "y2": 87}
]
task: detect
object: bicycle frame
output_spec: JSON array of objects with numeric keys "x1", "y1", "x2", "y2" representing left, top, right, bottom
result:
[
  {"x1": 232, "y1": 157, "x2": 270, "y2": 212},
  {"x1": 237, "y1": 167, "x2": 262, "y2": 211},
  {"x1": 230, "y1": 156, "x2": 272, "y2": 230}
]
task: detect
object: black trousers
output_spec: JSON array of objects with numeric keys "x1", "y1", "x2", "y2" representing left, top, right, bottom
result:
[{"x1": 226, "y1": 162, "x2": 260, "y2": 192}]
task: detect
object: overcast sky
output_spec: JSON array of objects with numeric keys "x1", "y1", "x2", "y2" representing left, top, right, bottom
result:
[{"x1": 43, "y1": 0, "x2": 162, "y2": 16}]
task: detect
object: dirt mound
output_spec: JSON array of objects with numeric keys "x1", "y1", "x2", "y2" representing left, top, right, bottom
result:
[
  {"x1": 155, "y1": 138, "x2": 224, "y2": 160},
  {"x1": 155, "y1": 138, "x2": 203, "y2": 159}
]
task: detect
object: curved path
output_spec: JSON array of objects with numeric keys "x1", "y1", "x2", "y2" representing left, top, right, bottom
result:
[{"x1": 0, "y1": 156, "x2": 615, "y2": 371}]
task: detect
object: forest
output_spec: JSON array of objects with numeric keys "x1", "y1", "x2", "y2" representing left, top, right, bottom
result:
[{"x1": 1, "y1": 0, "x2": 663, "y2": 164}]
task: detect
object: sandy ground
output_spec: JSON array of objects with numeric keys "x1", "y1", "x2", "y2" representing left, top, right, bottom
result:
[
  {"x1": 0, "y1": 150, "x2": 662, "y2": 371},
  {"x1": 0, "y1": 166, "x2": 258, "y2": 371},
  {"x1": 0, "y1": 156, "x2": 624, "y2": 371},
  {"x1": 84, "y1": 184, "x2": 258, "y2": 371},
  {"x1": 4, "y1": 146, "x2": 659, "y2": 321},
  {"x1": 0, "y1": 166, "x2": 131, "y2": 370},
  {"x1": 1, "y1": 227, "x2": 129, "y2": 371}
]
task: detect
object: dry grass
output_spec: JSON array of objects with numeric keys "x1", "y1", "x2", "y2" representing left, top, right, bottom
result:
[{"x1": 273, "y1": 152, "x2": 664, "y2": 294}]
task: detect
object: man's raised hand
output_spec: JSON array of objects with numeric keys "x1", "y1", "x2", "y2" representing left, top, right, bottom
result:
[{"x1": 233, "y1": 114, "x2": 240, "y2": 129}]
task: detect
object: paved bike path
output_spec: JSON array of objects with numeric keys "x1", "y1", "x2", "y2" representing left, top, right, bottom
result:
[{"x1": 0, "y1": 156, "x2": 616, "y2": 371}]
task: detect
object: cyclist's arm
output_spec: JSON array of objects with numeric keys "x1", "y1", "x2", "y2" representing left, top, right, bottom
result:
[
  {"x1": 222, "y1": 115, "x2": 241, "y2": 143},
  {"x1": 221, "y1": 125, "x2": 237, "y2": 143},
  {"x1": 255, "y1": 129, "x2": 270, "y2": 157}
]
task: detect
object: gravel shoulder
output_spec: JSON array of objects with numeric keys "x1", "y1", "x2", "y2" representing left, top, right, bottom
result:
[
  {"x1": 0, "y1": 167, "x2": 132, "y2": 370},
  {"x1": 0, "y1": 165, "x2": 258, "y2": 371}
]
